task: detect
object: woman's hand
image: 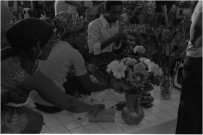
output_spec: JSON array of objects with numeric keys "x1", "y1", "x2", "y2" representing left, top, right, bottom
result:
[{"x1": 89, "y1": 104, "x2": 105, "y2": 117}]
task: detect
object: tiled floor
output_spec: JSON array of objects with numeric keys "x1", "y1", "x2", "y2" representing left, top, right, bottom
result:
[{"x1": 34, "y1": 86, "x2": 180, "y2": 134}]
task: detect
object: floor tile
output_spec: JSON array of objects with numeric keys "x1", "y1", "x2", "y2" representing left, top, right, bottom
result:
[
  {"x1": 45, "y1": 118, "x2": 62, "y2": 128},
  {"x1": 105, "y1": 125, "x2": 124, "y2": 133},
  {"x1": 139, "y1": 119, "x2": 149, "y2": 126},
  {"x1": 63, "y1": 120, "x2": 82, "y2": 130},
  {"x1": 145, "y1": 106, "x2": 162, "y2": 114},
  {"x1": 56, "y1": 115, "x2": 74, "y2": 124},
  {"x1": 70, "y1": 127, "x2": 89, "y2": 134},
  {"x1": 62, "y1": 130, "x2": 71, "y2": 133},
  {"x1": 83, "y1": 123, "x2": 103, "y2": 133},
  {"x1": 166, "y1": 101, "x2": 179, "y2": 108},
  {"x1": 80, "y1": 118, "x2": 90, "y2": 126},
  {"x1": 41, "y1": 126, "x2": 51, "y2": 133},
  {"x1": 155, "y1": 103, "x2": 174, "y2": 111},
  {"x1": 143, "y1": 109, "x2": 152, "y2": 117},
  {"x1": 48, "y1": 125, "x2": 67, "y2": 133},
  {"x1": 118, "y1": 122, "x2": 141, "y2": 131},
  {"x1": 98, "y1": 122, "x2": 118, "y2": 129},
  {"x1": 153, "y1": 99, "x2": 165, "y2": 105},
  {"x1": 93, "y1": 129, "x2": 108, "y2": 134},
  {"x1": 166, "y1": 108, "x2": 178, "y2": 116},
  {"x1": 153, "y1": 111, "x2": 172, "y2": 121},
  {"x1": 144, "y1": 115, "x2": 161, "y2": 124},
  {"x1": 43, "y1": 114, "x2": 56, "y2": 121}
]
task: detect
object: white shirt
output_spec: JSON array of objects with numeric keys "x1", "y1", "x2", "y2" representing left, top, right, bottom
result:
[
  {"x1": 31, "y1": 41, "x2": 87, "y2": 106},
  {"x1": 186, "y1": 1, "x2": 202, "y2": 57},
  {"x1": 39, "y1": 41, "x2": 87, "y2": 92},
  {"x1": 87, "y1": 15, "x2": 121, "y2": 55}
]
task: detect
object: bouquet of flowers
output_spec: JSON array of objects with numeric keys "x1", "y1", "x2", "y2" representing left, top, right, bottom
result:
[
  {"x1": 106, "y1": 51, "x2": 163, "y2": 93},
  {"x1": 123, "y1": 3, "x2": 190, "y2": 79}
]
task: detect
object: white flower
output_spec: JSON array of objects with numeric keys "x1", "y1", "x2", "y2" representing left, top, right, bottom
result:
[
  {"x1": 139, "y1": 57, "x2": 148, "y2": 62},
  {"x1": 106, "y1": 60, "x2": 120, "y2": 73},
  {"x1": 148, "y1": 63, "x2": 163, "y2": 76},
  {"x1": 133, "y1": 62, "x2": 146, "y2": 72},
  {"x1": 139, "y1": 57, "x2": 152, "y2": 67},
  {"x1": 124, "y1": 57, "x2": 137, "y2": 66},
  {"x1": 112, "y1": 61, "x2": 127, "y2": 79},
  {"x1": 133, "y1": 45, "x2": 145, "y2": 54},
  {"x1": 107, "y1": 60, "x2": 127, "y2": 79}
]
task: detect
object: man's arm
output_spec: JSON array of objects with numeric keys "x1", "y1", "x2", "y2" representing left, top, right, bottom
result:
[
  {"x1": 100, "y1": 33, "x2": 126, "y2": 50},
  {"x1": 88, "y1": 21, "x2": 126, "y2": 54}
]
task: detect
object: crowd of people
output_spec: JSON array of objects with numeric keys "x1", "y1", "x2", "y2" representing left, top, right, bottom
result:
[{"x1": 1, "y1": 0, "x2": 202, "y2": 134}]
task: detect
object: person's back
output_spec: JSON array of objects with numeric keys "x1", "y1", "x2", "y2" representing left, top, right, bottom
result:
[
  {"x1": 32, "y1": 11, "x2": 109, "y2": 113},
  {"x1": 39, "y1": 41, "x2": 84, "y2": 92},
  {"x1": 31, "y1": 40, "x2": 87, "y2": 108}
]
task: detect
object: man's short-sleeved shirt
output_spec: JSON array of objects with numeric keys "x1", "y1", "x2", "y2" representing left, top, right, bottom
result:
[
  {"x1": 39, "y1": 40, "x2": 87, "y2": 92},
  {"x1": 87, "y1": 15, "x2": 121, "y2": 55},
  {"x1": 186, "y1": 1, "x2": 202, "y2": 58}
]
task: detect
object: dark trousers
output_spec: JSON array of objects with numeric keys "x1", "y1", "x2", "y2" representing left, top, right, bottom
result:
[
  {"x1": 64, "y1": 76, "x2": 91, "y2": 96},
  {"x1": 176, "y1": 56, "x2": 202, "y2": 134}
]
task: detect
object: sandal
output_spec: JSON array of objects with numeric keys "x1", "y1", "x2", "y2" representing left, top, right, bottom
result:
[{"x1": 141, "y1": 92, "x2": 154, "y2": 108}]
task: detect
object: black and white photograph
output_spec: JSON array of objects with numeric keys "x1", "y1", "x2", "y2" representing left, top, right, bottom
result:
[{"x1": 1, "y1": 0, "x2": 202, "y2": 134}]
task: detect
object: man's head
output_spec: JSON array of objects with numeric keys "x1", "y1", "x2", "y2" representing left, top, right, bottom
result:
[{"x1": 104, "y1": 1, "x2": 123, "y2": 23}]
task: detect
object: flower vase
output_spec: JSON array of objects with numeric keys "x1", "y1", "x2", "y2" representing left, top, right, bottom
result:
[
  {"x1": 121, "y1": 87, "x2": 144, "y2": 125},
  {"x1": 160, "y1": 76, "x2": 173, "y2": 100}
]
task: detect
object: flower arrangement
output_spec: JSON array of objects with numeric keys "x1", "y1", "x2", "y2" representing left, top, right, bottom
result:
[
  {"x1": 118, "y1": 2, "x2": 190, "y2": 99},
  {"x1": 106, "y1": 54, "x2": 162, "y2": 93},
  {"x1": 122, "y1": 2, "x2": 190, "y2": 80}
]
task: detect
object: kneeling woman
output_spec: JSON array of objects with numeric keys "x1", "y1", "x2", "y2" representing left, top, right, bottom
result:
[{"x1": 1, "y1": 18, "x2": 104, "y2": 133}]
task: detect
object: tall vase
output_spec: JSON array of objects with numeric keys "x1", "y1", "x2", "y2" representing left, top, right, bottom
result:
[
  {"x1": 160, "y1": 76, "x2": 173, "y2": 100},
  {"x1": 121, "y1": 87, "x2": 144, "y2": 125}
]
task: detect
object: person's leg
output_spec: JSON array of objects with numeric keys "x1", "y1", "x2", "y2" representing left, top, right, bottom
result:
[
  {"x1": 64, "y1": 76, "x2": 91, "y2": 97},
  {"x1": 35, "y1": 103, "x2": 63, "y2": 113},
  {"x1": 176, "y1": 56, "x2": 202, "y2": 134}
]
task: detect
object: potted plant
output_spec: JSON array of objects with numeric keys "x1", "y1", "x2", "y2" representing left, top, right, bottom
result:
[{"x1": 106, "y1": 54, "x2": 162, "y2": 125}]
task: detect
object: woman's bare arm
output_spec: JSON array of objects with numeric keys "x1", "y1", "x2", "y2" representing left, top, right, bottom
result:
[{"x1": 22, "y1": 71, "x2": 96, "y2": 113}]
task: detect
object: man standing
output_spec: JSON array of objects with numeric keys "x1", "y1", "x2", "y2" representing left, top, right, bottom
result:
[{"x1": 176, "y1": 1, "x2": 202, "y2": 134}]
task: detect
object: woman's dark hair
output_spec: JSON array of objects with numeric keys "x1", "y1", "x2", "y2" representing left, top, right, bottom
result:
[
  {"x1": 104, "y1": 1, "x2": 123, "y2": 11},
  {"x1": 6, "y1": 18, "x2": 53, "y2": 59}
]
